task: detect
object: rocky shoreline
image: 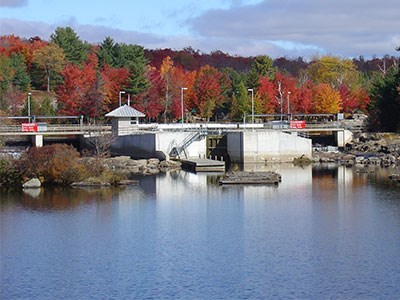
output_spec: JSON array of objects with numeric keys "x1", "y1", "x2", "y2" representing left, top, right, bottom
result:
[{"x1": 313, "y1": 132, "x2": 400, "y2": 168}]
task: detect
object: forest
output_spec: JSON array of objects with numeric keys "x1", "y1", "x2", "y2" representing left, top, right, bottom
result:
[{"x1": 0, "y1": 27, "x2": 399, "y2": 131}]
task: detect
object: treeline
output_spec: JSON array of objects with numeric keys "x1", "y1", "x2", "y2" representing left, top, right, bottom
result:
[{"x1": 0, "y1": 27, "x2": 399, "y2": 130}]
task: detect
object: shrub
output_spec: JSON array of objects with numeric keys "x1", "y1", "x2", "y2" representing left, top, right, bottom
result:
[
  {"x1": 0, "y1": 158, "x2": 23, "y2": 186},
  {"x1": 20, "y1": 144, "x2": 86, "y2": 184}
]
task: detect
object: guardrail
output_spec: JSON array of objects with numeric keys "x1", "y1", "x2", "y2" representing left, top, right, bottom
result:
[{"x1": 0, "y1": 124, "x2": 111, "y2": 135}]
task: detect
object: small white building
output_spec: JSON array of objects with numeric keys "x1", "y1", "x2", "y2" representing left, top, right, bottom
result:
[{"x1": 105, "y1": 104, "x2": 145, "y2": 136}]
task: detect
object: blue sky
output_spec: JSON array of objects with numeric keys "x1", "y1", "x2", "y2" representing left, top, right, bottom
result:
[{"x1": 1, "y1": 0, "x2": 399, "y2": 58}]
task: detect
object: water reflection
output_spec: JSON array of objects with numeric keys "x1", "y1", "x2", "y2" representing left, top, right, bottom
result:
[{"x1": 2, "y1": 164, "x2": 400, "y2": 299}]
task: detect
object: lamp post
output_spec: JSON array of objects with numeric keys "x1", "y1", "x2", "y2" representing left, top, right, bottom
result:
[
  {"x1": 119, "y1": 91, "x2": 125, "y2": 107},
  {"x1": 247, "y1": 88, "x2": 254, "y2": 125},
  {"x1": 27, "y1": 92, "x2": 32, "y2": 122},
  {"x1": 287, "y1": 91, "x2": 291, "y2": 121},
  {"x1": 181, "y1": 87, "x2": 187, "y2": 129}
]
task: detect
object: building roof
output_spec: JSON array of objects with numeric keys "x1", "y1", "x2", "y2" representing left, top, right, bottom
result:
[{"x1": 105, "y1": 104, "x2": 145, "y2": 118}]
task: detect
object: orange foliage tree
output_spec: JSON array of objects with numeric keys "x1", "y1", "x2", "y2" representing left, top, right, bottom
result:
[{"x1": 312, "y1": 83, "x2": 342, "y2": 113}]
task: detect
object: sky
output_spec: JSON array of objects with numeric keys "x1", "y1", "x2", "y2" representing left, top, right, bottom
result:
[{"x1": 0, "y1": 0, "x2": 399, "y2": 58}]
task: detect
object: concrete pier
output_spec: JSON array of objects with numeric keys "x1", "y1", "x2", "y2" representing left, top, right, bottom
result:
[{"x1": 227, "y1": 130, "x2": 312, "y2": 163}]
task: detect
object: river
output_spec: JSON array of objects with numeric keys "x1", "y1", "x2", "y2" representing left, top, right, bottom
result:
[{"x1": 1, "y1": 164, "x2": 400, "y2": 299}]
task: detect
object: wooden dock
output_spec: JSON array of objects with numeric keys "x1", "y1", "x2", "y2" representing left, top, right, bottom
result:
[
  {"x1": 219, "y1": 171, "x2": 281, "y2": 185},
  {"x1": 181, "y1": 158, "x2": 225, "y2": 172}
]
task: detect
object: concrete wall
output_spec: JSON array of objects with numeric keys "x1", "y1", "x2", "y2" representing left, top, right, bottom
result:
[
  {"x1": 335, "y1": 130, "x2": 353, "y2": 147},
  {"x1": 111, "y1": 134, "x2": 158, "y2": 159},
  {"x1": 227, "y1": 130, "x2": 312, "y2": 163},
  {"x1": 155, "y1": 131, "x2": 207, "y2": 159},
  {"x1": 110, "y1": 132, "x2": 207, "y2": 159}
]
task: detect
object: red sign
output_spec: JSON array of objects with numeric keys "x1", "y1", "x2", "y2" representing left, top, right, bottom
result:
[
  {"x1": 290, "y1": 120, "x2": 306, "y2": 129},
  {"x1": 21, "y1": 123, "x2": 38, "y2": 132}
]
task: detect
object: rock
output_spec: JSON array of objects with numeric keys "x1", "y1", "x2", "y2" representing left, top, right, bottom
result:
[
  {"x1": 71, "y1": 181, "x2": 111, "y2": 187},
  {"x1": 389, "y1": 174, "x2": 400, "y2": 182},
  {"x1": 117, "y1": 180, "x2": 139, "y2": 185},
  {"x1": 159, "y1": 160, "x2": 182, "y2": 171},
  {"x1": 144, "y1": 167, "x2": 160, "y2": 175},
  {"x1": 355, "y1": 156, "x2": 364, "y2": 164},
  {"x1": 22, "y1": 178, "x2": 41, "y2": 189},
  {"x1": 147, "y1": 158, "x2": 160, "y2": 165}
]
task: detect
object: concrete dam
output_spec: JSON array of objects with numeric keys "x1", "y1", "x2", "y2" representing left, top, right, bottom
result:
[{"x1": 110, "y1": 129, "x2": 313, "y2": 164}]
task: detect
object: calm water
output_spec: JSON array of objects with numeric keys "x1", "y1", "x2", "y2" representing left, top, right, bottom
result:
[{"x1": 1, "y1": 164, "x2": 400, "y2": 299}]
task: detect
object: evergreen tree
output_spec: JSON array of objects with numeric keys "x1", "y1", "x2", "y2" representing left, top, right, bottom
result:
[
  {"x1": 98, "y1": 37, "x2": 116, "y2": 68},
  {"x1": 39, "y1": 96, "x2": 56, "y2": 116},
  {"x1": 368, "y1": 66, "x2": 400, "y2": 131},
  {"x1": 50, "y1": 27, "x2": 90, "y2": 65},
  {"x1": 231, "y1": 80, "x2": 249, "y2": 121},
  {"x1": 10, "y1": 53, "x2": 30, "y2": 91}
]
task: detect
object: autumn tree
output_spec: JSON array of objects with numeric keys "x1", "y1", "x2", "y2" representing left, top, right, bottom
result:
[
  {"x1": 57, "y1": 53, "x2": 100, "y2": 117},
  {"x1": 134, "y1": 67, "x2": 164, "y2": 121},
  {"x1": 193, "y1": 65, "x2": 230, "y2": 121},
  {"x1": 100, "y1": 64, "x2": 129, "y2": 112},
  {"x1": 312, "y1": 83, "x2": 342, "y2": 114},
  {"x1": 50, "y1": 27, "x2": 89, "y2": 65},
  {"x1": 32, "y1": 44, "x2": 65, "y2": 92},
  {"x1": 256, "y1": 76, "x2": 276, "y2": 114},
  {"x1": 339, "y1": 84, "x2": 370, "y2": 114},
  {"x1": 307, "y1": 56, "x2": 360, "y2": 89},
  {"x1": 160, "y1": 56, "x2": 174, "y2": 122},
  {"x1": 292, "y1": 81, "x2": 313, "y2": 114},
  {"x1": 273, "y1": 72, "x2": 298, "y2": 115}
]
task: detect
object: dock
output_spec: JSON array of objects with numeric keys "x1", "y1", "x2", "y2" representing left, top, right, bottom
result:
[
  {"x1": 219, "y1": 171, "x2": 281, "y2": 185},
  {"x1": 181, "y1": 158, "x2": 225, "y2": 172}
]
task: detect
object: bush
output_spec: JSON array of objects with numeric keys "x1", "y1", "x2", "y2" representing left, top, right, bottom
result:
[
  {"x1": 20, "y1": 144, "x2": 86, "y2": 184},
  {"x1": 0, "y1": 158, "x2": 23, "y2": 186}
]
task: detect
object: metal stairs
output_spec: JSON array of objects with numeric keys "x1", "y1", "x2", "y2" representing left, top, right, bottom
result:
[{"x1": 169, "y1": 131, "x2": 207, "y2": 159}]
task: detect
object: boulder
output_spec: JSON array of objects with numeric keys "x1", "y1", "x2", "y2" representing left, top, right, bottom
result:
[
  {"x1": 389, "y1": 174, "x2": 400, "y2": 182},
  {"x1": 22, "y1": 178, "x2": 41, "y2": 189},
  {"x1": 147, "y1": 158, "x2": 160, "y2": 165}
]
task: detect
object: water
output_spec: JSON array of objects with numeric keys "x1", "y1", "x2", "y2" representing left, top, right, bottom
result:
[{"x1": 1, "y1": 164, "x2": 400, "y2": 299}]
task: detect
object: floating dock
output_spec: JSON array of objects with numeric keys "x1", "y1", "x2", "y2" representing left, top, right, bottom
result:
[
  {"x1": 181, "y1": 158, "x2": 225, "y2": 172},
  {"x1": 219, "y1": 171, "x2": 281, "y2": 185}
]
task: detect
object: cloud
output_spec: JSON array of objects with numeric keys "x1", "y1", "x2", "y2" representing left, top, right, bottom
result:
[
  {"x1": 0, "y1": 0, "x2": 27, "y2": 7},
  {"x1": 189, "y1": 0, "x2": 400, "y2": 57},
  {"x1": 0, "y1": 18, "x2": 167, "y2": 46}
]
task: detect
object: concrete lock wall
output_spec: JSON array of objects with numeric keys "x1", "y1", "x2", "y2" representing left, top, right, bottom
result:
[
  {"x1": 227, "y1": 131, "x2": 312, "y2": 163},
  {"x1": 111, "y1": 134, "x2": 157, "y2": 159}
]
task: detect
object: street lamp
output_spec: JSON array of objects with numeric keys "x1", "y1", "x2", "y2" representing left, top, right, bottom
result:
[
  {"x1": 247, "y1": 88, "x2": 254, "y2": 125},
  {"x1": 181, "y1": 87, "x2": 188, "y2": 129},
  {"x1": 27, "y1": 92, "x2": 32, "y2": 122},
  {"x1": 119, "y1": 91, "x2": 125, "y2": 107},
  {"x1": 287, "y1": 91, "x2": 291, "y2": 121}
]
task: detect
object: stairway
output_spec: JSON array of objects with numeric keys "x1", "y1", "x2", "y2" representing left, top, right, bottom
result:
[{"x1": 169, "y1": 131, "x2": 207, "y2": 159}]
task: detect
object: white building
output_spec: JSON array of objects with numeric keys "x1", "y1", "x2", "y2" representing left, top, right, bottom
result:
[{"x1": 105, "y1": 105, "x2": 145, "y2": 136}]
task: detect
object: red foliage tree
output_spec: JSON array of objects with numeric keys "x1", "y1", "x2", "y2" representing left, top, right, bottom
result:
[
  {"x1": 192, "y1": 65, "x2": 230, "y2": 121},
  {"x1": 256, "y1": 76, "x2": 277, "y2": 114},
  {"x1": 100, "y1": 64, "x2": 129, "y2": 112},
  {"x1": 134, "y1": 67, "x2": 164, "y2": 121},
  {"x1": 339, "y1": 84, "x2": 370, "y2": 113},
  {"x1": 292, "y1": 81, "x2": 314, "y2": 114},
  {"x1": 57, "y1": 53, "x2": 100, "y2": 117}
]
